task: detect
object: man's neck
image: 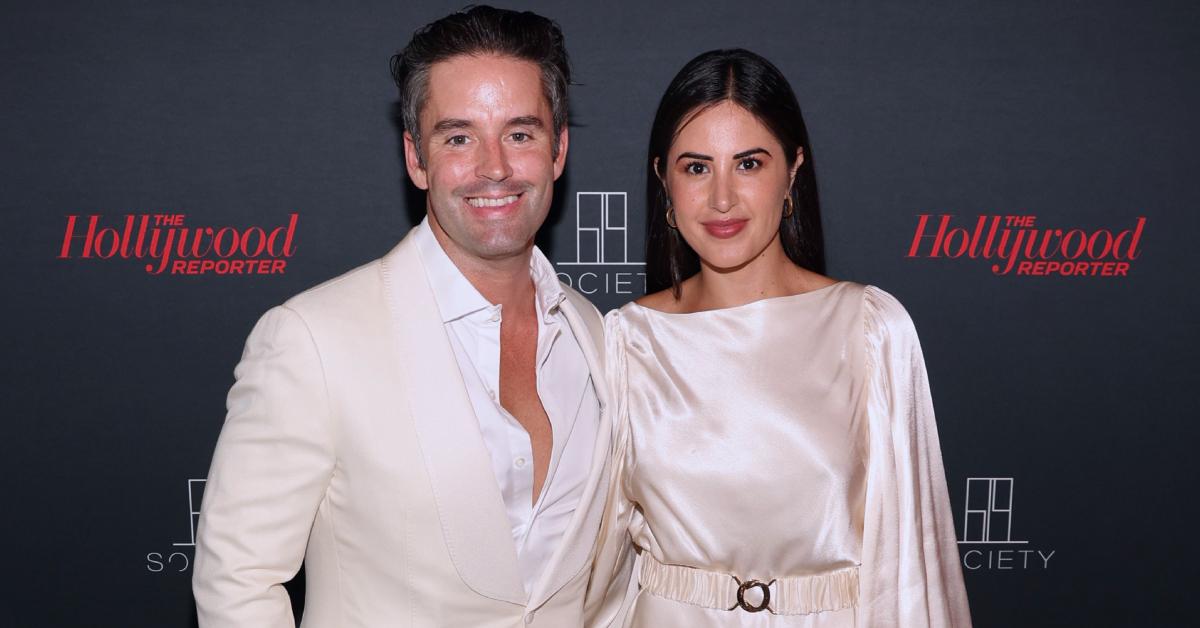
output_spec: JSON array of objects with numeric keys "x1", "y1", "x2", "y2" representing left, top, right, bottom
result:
[
  {"x1": 428, "y1": 220, "x2": 537, "y2": 314},
  {"x1": 460, "y1": 253, "x2": 536, "y2": 313}
]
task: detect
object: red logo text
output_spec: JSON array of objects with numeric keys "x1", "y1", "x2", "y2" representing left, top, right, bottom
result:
[
  {"x1": 59, "y1": 212, "x2": 298, "y2": 275},
  {"x1": 906, "y1": 214, "x2": 1145, "y2": 276}
]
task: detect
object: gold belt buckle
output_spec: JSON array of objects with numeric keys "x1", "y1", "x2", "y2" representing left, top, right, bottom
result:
[{"x1": 728, "y1": 576, "x2": 776, "y2": 613}]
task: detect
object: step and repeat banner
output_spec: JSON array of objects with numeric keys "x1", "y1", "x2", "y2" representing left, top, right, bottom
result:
[{"x1": 3, "y1": 0, "x2": 1197, "y2": 626}]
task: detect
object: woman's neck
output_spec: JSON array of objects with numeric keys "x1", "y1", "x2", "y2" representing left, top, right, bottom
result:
[{"x1": 685, "y1": 237, "x2": 827, "y2": 312}]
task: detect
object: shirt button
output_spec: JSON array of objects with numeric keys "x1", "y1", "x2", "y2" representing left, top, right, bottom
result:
[
  {"x1": 514, "y1": 457, "x2": 527, "y2": 469},
  {"x1": 488, "y1": 389, "x2": 497, "y2": 401},
  {"x1": 524, "y1": 611, "x2": 535, "y2": 624},
  {"x1": 489, "y1": 311, "x2": 501, "y2": 323}
]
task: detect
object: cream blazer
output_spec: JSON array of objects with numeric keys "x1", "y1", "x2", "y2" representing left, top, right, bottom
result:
[{"x1": 192, "y1": 231, "x2": 615, "y2": 628}]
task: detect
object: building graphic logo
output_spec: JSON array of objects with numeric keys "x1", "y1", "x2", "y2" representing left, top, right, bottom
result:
[
  {"x1": 146, "y1": 478, "x2": 205, "y2": 573},
  {"x1": 961, "y1": 477, "x2": 1023, "y2": 544},
  {"x1": 175, "y1": 478, "x2": 206, "y2": 548},
  {"x1": 957, "y1": 477, "x2": 1054, "y2": 571},
  {"x1": 555, "y1": 192, "x2": 646, "y2": 296}
]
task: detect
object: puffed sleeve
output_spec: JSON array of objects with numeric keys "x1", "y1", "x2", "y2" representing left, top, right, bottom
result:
[
  {"x1": 858, "y1": 286, "x2": 972, "y2": 628},
  {"x1": 583, "y1": 309, "x2": 639, "y2": 628},
  {"x1": 193, "y1": 305, "x2": 336, "y2": 628}
]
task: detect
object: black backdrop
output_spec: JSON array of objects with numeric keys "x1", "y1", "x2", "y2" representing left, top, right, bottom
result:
[{"x1": 3, "y1": 1, "x2": 1198, "y2": 626}]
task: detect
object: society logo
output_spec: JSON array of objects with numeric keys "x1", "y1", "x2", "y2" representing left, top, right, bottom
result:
[
  {"x1": 146, "y1": 478, "x2": 205, "y2": 573},
  {"x1": 957, "y1": 477, "x2": 1055, "y2": 571},
  {"x1": 554, "y1": 192, "x2": 647, "y2": 295}
]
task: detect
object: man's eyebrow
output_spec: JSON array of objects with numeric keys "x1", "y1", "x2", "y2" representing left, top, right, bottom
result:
[
  {"x1": 733, "y1": 147, "x2": 770, "y2": 160},
  {"x1": 508, "y1": 115, "x2": 545, "y2": 128},
  {"x1": 431, "y1": 118, "x2": 471, "y2": 133},
  {"x1": 676, "y1": 151, "x2": 713, "y2": 162}
]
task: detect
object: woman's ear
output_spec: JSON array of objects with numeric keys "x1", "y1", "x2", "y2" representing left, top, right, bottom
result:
[
  {"x1": 654, "y1": 157, "x2": 668, "y2": 193},
  {"x1": 788, "y1": 147, "x2": 805, "y2": 188}
]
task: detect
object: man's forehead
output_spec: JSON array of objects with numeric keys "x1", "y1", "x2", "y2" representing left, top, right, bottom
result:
[{"x1": 421, "y1": 54, "x2": 549, "y2": 124}]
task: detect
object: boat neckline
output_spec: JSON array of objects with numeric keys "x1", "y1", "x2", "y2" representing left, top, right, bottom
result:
[{"x1": 625, "y1": 281, "x2": 849, "y2": 317}]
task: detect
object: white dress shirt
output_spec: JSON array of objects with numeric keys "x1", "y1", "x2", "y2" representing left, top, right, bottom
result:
[{"x1": 413, "y1": 218, "x2": 600, "y2": 594}]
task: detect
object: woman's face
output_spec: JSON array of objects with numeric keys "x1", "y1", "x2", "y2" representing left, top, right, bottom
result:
[{"x1": 660, "y1": 101, "x2": 801, "y2": 272}]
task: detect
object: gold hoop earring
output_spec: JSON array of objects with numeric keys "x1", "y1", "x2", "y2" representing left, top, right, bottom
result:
[
  {"x1": 665, "y1": 198, "x2": 678, "y2": 229},
  {"x1": 782, "y1": 197, "x2": 794, "y2": 218}
]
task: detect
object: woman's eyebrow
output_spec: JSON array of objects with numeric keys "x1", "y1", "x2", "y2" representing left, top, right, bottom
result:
[{"x1": 733, "y1": 147, "x2": 770, "y2": 159}]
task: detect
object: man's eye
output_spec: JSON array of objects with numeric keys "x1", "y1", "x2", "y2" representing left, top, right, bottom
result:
[
  {"x1": 738, "y1": 158, "x2": 761, "y2": 171},
  {"x1": 511, "y1": 132, "x2": 530, "y2": 142},
  {"x1": 447, "y1": 135, "x2": 469, "y2": 146},
  {"x1": 685, "y1": 162, "x2": 708, "y2": 175}
]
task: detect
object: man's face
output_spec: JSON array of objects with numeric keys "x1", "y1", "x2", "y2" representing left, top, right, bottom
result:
[{"x1": 404, "y1": 54, "x2": 567, "y2": 263}]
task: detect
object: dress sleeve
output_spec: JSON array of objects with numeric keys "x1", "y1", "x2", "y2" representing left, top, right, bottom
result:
[
  {"x1": 583, "y1": 309, "x2": 639, "y2": 628},
  {"x1": 858, "y1": 287, "x2": 972, "y2": 628}
]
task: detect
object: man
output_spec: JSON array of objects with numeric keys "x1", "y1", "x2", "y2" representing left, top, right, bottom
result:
[{"x1": 192, "y1": 7, "x2": 623, "y2": 627}]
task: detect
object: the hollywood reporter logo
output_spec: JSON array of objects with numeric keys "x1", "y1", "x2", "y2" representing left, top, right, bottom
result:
[
  {"x1": 907, "y1": 214, "x2": 1145, "y2": 276},
  {"x1": 59, "y1": 212, "x2": 297, "y2": 275}
]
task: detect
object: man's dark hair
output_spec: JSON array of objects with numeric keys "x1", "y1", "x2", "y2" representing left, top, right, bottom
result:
[{"x1": 391, "y1": 5, "x2": 571, "y2": 164}]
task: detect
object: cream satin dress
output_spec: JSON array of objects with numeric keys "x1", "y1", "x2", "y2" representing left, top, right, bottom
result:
[{"x1": 593, "y1": 283, "x2": 972, "y2": 627}]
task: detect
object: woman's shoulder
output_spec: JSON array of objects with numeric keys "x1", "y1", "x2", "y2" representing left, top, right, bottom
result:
[
  {"x1": 861, "y1": 285, "x2": 918, "y2": 333},
  {"x1": 603, "y1": 293, "x2": 657, "y2": 331},
  {"x1": 604, "y1": 281, "x2": 692, "y2": 329},
  {"x1": 856, "y1": 285, "x2": 925, "y2": 367},
  {"x1": 631, "y1": 286, "x2": 683, "y2": 312}
]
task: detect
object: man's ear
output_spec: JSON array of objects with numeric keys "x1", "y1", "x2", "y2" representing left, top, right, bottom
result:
[
  {"x1": 403, "y1": 131, "x2": 429, "y2": 190},
  {"x1": 552, "y1": 126, "x2": 569, "y2": 180}
]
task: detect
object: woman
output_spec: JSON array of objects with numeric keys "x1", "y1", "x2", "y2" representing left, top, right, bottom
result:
[{"x1": 589, "y1": 49, "x2": 972, "y2": 627}]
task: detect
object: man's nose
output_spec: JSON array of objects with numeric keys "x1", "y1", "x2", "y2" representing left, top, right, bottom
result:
[{"x1": 476, "y1": 137, "x2": 513, "y2": 182}]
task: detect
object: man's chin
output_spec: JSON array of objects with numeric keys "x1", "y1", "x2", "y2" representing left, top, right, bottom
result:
[
  {"x1": 470, "y1": 238, "x2": 536, "y2": 261},
  {"x1": 446, "y1": 223, "x2": 535, "y2": 260}
]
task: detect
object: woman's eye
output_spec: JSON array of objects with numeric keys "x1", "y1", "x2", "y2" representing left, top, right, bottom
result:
[
  {"x1": 738, "y1": 158, "x2": 761, "y2": 171},
  {"x1": 685, "y1": 162, "x2": 708, "y2": 175}
]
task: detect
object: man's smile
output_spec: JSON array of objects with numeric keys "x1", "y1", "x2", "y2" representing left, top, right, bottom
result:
[{"x1": 466, "y1": 194, "x2": 521, "y2": 208}]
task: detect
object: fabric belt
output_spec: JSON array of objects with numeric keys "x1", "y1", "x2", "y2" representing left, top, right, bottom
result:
[{"x1": 638, "y1": 554, "x2": 859, "y2": 615}]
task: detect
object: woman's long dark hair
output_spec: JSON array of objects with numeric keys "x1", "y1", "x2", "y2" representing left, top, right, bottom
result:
[{"x1": 645, "y1": 49, "x2": 826, "y2": 296}]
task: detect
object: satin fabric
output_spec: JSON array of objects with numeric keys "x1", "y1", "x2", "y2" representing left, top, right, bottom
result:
[{"x1": 592, "y1": 283, "x2": 972, "y2": 627}]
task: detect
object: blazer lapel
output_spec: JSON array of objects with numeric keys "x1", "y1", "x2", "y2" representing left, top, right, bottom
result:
[
  {"x1": 380, "y1": 234, "x2": 527, "y2": 606},
  {"x1": 528, "y1": 292, "x2": 613, "y2": 609}
]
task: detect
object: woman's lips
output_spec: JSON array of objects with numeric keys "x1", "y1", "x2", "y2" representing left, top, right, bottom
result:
[{"x1": 702, "y1": 219, "x2": 748, "y2": 238}]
